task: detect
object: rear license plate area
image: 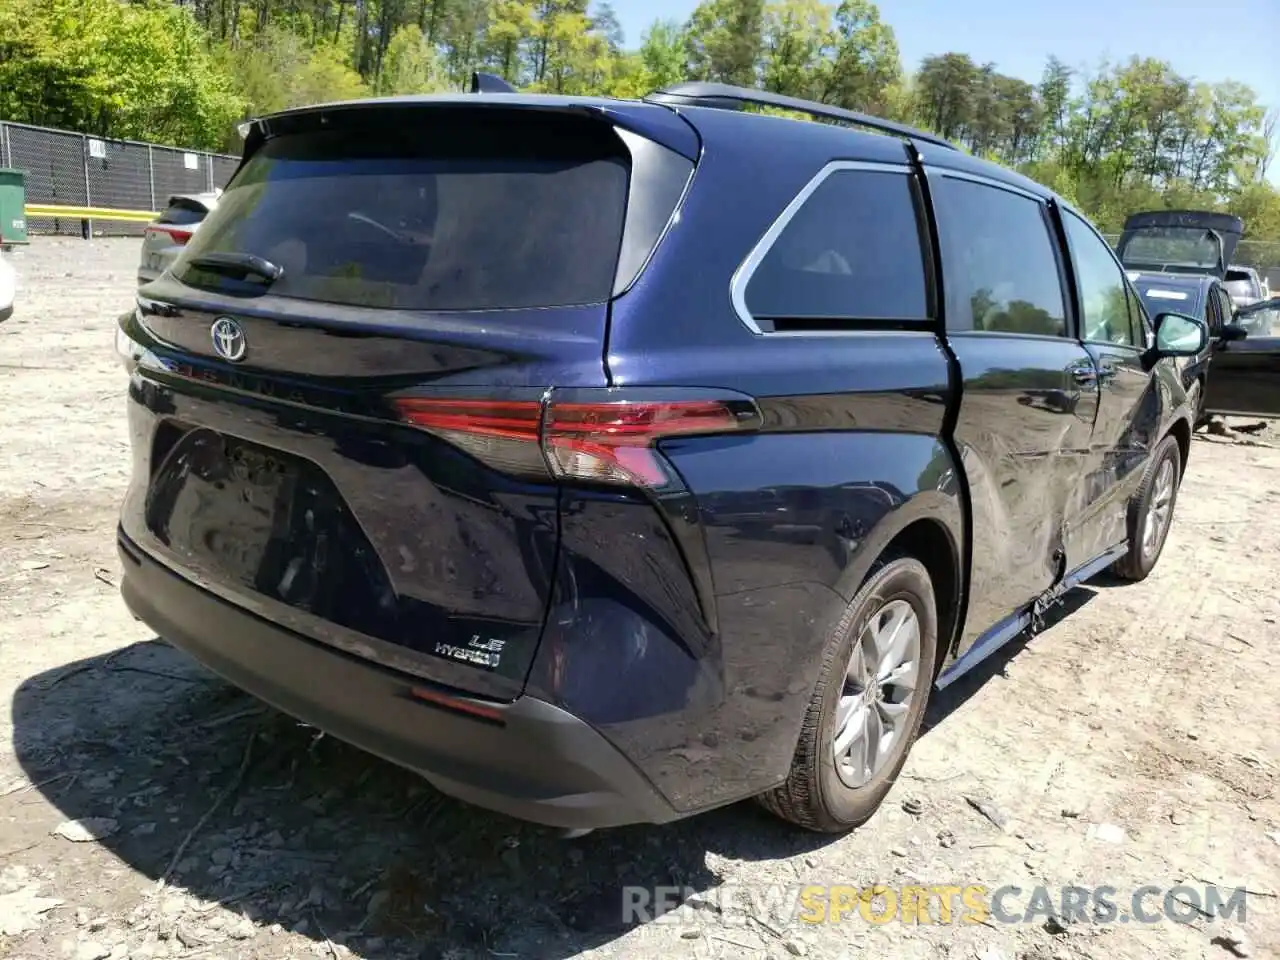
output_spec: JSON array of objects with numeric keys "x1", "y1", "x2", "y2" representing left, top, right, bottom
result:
[
  {"x1": 146, "y1": 429, "x2": 298, "y2": 587},
  {"x1": 143, "y1": 428, "x2": 399, "y2": 634}
]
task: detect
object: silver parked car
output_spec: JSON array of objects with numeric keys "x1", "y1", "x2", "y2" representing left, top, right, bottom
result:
[
  {"x1": 138, "y1": 192, "x2": 221, "y2": 286},
  {"x1": 1224, "y1": 264, "x2": 1274, "y2": 336}
]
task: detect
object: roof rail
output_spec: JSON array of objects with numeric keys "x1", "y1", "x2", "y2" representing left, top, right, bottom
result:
[
  {"x1": 471, "y1": 71, "x2": 517, "y2": 94},
  {"x1": 643, "y1": 81, "x2": 959, "y2": 151}
]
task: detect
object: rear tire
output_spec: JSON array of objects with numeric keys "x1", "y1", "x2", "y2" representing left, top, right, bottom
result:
[
  {"x1": 757, "y1": 557, "x2": 938, "y2": 832},
  {"x1": 1110, "y1": 433, "x2": 1182, "y2": 582}
]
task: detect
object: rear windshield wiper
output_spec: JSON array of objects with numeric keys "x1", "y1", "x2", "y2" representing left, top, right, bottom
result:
[{"x1": 185, "y1": 252, "x2": 284, "y2": 284}]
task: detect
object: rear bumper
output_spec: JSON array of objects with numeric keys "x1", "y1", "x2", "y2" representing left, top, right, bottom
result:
[{"x1": 117, "y1": 528, "x2": 680, "y2": 830}]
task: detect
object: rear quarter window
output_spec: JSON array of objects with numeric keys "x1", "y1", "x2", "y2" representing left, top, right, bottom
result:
[
  {"x1": 742, "y1": 167, "x2": 930, "y2": 329},
  {"x1": 174, "y1": 115, "x2": 630, "y2": 312}
]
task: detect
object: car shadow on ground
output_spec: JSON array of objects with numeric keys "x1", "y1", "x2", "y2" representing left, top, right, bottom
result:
[
  {"x1": 12, "y1": 588, "x2": 1096, "y2": 958},
  {"x1": 13, "y1": 639, "x2": 831, "y2": 959}
]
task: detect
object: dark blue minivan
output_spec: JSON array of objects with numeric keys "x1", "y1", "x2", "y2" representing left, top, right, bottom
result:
[{"x1": 115, "y1": 80, "x2": 1271, "y2": 834}]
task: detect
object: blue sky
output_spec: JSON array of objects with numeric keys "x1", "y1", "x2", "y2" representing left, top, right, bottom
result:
[{"x1": 610, "y1": 0, "x2": 1279, "y2": 109}]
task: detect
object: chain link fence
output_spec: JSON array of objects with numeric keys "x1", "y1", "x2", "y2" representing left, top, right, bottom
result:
[
  {"x1": 0, "y1": 121, "x2": 239, "y2": 238},
  {"x1": 3, "y1": 122, "x2": 1277, "y2": 286}
]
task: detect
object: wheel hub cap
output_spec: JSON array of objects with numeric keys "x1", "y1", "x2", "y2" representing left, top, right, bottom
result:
[
  {"x1": 832, "y1": 599, "x2": 922, "y2": 790},
  {"x1": 1142, "y1": 459, "x2": 1176, "y2": 558}
]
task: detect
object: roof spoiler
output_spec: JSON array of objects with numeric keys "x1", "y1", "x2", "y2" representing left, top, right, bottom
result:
[{"x1": 471, "y1": 72, "x2": 517, "y2": 94}]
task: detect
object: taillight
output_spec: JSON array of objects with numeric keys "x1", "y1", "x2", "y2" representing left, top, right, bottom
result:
[
  {"x1": 392, "y1": 392, "x2": 760, "y2": 490},
  {"x1": 145, "y1": 225, "x2": 193, "y2": 245},
  {"x1": 543, "y1": 400, "x2": 742, "y2": 487},
  {"x1": 393, "y1": 398, "x2": 545, "y2": 475}
]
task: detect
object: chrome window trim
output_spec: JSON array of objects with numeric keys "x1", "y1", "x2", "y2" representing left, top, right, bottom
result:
[
  {"x1": 931, "y1": 167, "x2": 1048, "y2": 203},
  {"x1": 728, "y1": 159, "x2": 915, "y2": 336}
]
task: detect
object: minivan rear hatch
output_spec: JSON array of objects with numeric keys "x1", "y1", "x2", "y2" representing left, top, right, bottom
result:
[
  {"x1": 1116, "y1": 210, "x2": 1244, "y2": 279},
  {"x1": 121, "y1": 98, "x2": 697, "y2": 701}
]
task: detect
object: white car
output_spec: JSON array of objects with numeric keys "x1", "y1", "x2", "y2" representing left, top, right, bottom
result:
[
  {"x1": 0, "y1": 249, "x2": 14, "y2": 322},
  {"x1": 138, "y1": 191, "x2": 221, "y2": 286}
]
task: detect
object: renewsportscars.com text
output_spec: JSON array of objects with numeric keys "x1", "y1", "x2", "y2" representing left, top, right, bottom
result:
[{"x1": 621, "y1": 883, "x2": 1248, "y2": 927}]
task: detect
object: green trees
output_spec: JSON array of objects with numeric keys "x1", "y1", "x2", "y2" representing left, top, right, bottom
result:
[
  {"x1": 0, "y1": 0, "x2": 1274, "y2": 248},
  {"x1": 0, "y1": 0, "x2": 242, "y2": 150}
]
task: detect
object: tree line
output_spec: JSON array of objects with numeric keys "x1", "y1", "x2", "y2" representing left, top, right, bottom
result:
[{"x1": 0, "y1": 0, "x2": 1276, "y2": 250}]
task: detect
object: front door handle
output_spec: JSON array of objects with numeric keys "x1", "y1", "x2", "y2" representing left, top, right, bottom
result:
[
  {"x1": 1070, "y1": 365, "x2": 1097, "y2": 387},
  {"x1": 1096, "y1": 362, "x2": 1117, "y2": 384}
]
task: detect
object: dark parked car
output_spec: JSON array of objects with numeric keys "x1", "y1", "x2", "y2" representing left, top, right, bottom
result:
[
  {"x1": 1129, "y1": 273, "x2": 1236, "y2": 425},
  {"x1": 1201, "y1": 294, "x2": 1280, "y2": 420},
  {"x1": 116, "y1": 79, "x2": 1262, "y2": 836},
  {"x1": 1117, "y1": 209, "x2": 1280, "y2": 423}
]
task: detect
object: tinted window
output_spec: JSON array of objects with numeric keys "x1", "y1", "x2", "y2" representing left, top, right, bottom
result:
[
  {"x1": 743, "y1": 170, "x2": 928, "y2": 323},
  {"x1": 158, "y1": 202, "x2": 209, "y2": 227},
  {"x1": 1064, "y1": 212, "x2": 1140, "y2": 346},
  {"x1": 175, "y1": 116, "x2": 629, "y2": 311},
  {"x1": 1124, "y1": 280, "x2": 1151, "y2": 346},
  {"x1": 1203, "y1": 287, "x2": 1222, "y2": 335},
  {"x1": 1216, "y1": 287, "x2": 1235, "y2": 331},
  {"x1": 1119, "y1": 227, "x2": 1220, "y2": 271},
  {"x1": 933, "y1": 177, "x2": 1067, "y2": 336}
]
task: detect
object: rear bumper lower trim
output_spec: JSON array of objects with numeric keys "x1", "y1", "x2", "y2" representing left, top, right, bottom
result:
[{"x1": 117, "y1": 527, "x2": 679, "y2": 830}]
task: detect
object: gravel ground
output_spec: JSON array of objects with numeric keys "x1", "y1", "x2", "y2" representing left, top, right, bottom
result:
[{"x1": 0, "y1": 237, "x2": 1277, "y2": 960}]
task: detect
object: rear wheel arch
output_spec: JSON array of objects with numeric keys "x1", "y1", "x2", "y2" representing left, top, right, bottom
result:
[
  {"x1": 827, "y1": 492, "x2": 965, "y2": 678},
  {"x1": 877, "y1": 518, "x2": 962, "y2": 677}
]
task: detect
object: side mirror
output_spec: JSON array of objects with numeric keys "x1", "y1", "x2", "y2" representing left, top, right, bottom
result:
[
  {"x1": 1234, "y1": 295, "x2": 1280, "y2": 320},
  {"x1": 1220, "y1": 323, "x2": 1249, "y2": 342},
  {"x1": 1152, "y1": 312, "x2": 1209, "y2": 358}
]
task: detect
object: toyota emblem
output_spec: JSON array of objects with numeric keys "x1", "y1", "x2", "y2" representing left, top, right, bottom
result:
[{"x1": 210, "y1": 317, "x2": 247, "y2": 362}]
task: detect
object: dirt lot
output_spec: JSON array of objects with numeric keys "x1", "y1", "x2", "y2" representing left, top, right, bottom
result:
[{"x1": 0, "y1": 238, "x2": 1277, "y2": 960}]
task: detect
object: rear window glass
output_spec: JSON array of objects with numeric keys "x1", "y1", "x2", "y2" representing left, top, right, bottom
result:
[
  {"x1": 1135, "y1": 282, "x2": 1199, "y2": 318},
  {"x1": 174, "y1": 115, "x2": 630, "y2": 311},
  {"x1": 158, "y1": 202, "x2": 209, "y2": 226},
  {"x1": 744, "y1": 169, "x2": 929, "y2": 323},
  {"x1": 1119, "y1": 227, "x2": 1220, "y2": 270}
]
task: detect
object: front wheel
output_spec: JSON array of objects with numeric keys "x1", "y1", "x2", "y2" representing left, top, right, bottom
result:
[
  {"x1": 757, "y1": 556, "x2": 938, "y2": 832},
  {"x1": 1110, "y1": 433, "x2": 1182, "y2": 582}
]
